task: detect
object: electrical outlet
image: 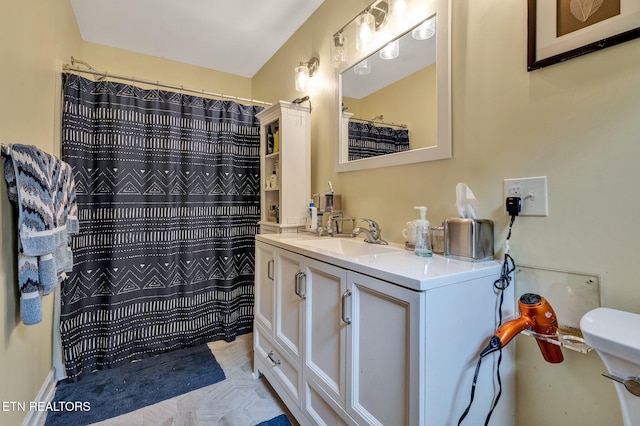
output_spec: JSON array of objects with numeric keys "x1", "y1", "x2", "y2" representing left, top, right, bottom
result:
[
  {"x1": 503, "y1": 176, "x2": 548, "y2": 216},
  {"x1": 507, "y1": 185, "x2": 522, "y2": 197}
]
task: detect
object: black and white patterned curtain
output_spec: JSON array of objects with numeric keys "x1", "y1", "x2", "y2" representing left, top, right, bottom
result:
[
  {"x1": 348, "y1": 121, "x2": 410, "y2": 161},
  {"x1": 60, "y1": 73, "x2": 262, "y2": 381}
]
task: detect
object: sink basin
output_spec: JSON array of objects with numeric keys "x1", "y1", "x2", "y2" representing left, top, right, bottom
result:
[{"x1": 295, "y1": 238, "x2": 399, "y2": 256}]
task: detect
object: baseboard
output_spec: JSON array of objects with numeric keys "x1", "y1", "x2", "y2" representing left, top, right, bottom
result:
[{"x1": 22, "y1": 369, "x2": 57, "y2": 426}]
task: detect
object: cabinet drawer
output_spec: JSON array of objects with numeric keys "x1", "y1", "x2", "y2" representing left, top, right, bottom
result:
[{"x1": 255, "y1": 327, "x2": 302, "y2": 406}]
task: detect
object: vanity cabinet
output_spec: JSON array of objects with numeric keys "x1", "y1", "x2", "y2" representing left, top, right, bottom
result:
[
  {"x1": 254, "y1": 241, "x2": 424, "y2": 425},
  {"x1": 256, "y1": 101, "x2": 310, "y2": 234},
  {"x1": 254, "y1": 235, "x2": 515, "y2": 426}
]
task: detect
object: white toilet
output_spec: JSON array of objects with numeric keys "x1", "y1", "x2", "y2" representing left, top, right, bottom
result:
[{"x1": 581, "y1": 307, "x2": 640, "y2": 426}]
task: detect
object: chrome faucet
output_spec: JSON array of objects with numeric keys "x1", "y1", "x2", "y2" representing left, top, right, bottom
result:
[
  {"x1": 316, "y1": 212, "x2": 343, "y2": 236},
  {"x1": 327, "y1": 211, "x2": 343, "y2": 235},
  {"x1": 352, "y1": 218, "x2": 388, "y2": 245}
]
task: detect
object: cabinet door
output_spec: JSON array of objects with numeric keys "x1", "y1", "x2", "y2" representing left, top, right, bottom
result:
[
  {"x1": 346, "y1": 272, "x2": 425, "y2": 426},
  {"x1": 255, "y1": 242, "x2": 275, "y2": 333},
  {"x1": 302, "y1": 258, "x2": 349, "y2": 423},
  {"x1": 275, "y1": 249, "x2": 305, "y2": 363}
]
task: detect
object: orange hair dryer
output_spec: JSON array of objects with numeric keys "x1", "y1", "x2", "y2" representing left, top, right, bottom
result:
[{"x1": 480, "y1": 293, "x2": 564, "y2": 363}]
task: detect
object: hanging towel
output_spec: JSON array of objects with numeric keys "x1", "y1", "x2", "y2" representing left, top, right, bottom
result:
[
  {"x1": 52, "y1": 161, "x2": 78, "y2": 287},
  {"x1": 4, "y1": 144, "x2": 78, "y2": 324},
  {"x1": 4, "y1": 154, "x2": 45, "y2": 324}
]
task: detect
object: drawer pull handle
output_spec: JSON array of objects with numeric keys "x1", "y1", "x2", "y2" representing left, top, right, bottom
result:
[
  {"x1": 267, "y1": 259, "x2": 274, "y2": 280},
  {"x1": 295, "y1": 271, "x2": 306, "y2": 299},
  {"x1": 342, "y1": 289, "x2": 352, "y2": 324},
  {"x1": 267, "y1": 350, "x2": 281, "y2": 366}
]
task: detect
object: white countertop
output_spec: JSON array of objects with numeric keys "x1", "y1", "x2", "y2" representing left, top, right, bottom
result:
[{"x1": 256, "y1": 233, "x2": 502, "y2": 292}]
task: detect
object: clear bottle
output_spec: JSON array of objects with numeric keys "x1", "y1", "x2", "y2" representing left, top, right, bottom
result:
[{"x1": 413, "y1": 206, "x2": 432, "y2": 257}]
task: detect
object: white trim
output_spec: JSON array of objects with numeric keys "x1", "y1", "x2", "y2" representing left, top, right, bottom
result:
[{"x1": 22, "y1": 369, "x2": 57, "y2": 426}]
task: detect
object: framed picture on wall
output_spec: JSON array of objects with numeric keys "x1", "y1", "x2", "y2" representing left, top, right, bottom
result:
[{"x1": 527, "y1": 0, "x2": 640, "y2": 71}]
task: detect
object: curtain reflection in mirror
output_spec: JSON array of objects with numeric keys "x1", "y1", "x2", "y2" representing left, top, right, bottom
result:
[{"x1": 348, "y1": 120, "x2": 409, "y2": 160}]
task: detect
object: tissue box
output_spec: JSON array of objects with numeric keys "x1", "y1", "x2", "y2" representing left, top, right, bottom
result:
[{"x1": 444, "y1": 218, "x2": 494, "y2": 261}]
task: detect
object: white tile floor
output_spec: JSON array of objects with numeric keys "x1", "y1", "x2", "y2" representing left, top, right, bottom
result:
[{"x1": 43, "y1": 333, "x2": 295, "y2": 426}]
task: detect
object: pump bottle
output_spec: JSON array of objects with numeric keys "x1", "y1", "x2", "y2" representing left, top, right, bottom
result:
[{"x1": 414, "y1": 206, "x2": 432, "y2": 257}]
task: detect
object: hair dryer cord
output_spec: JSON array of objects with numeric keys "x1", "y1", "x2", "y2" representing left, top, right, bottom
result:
[{"x1": 457, "y1": 356, "x2": 483, "y2": 425}]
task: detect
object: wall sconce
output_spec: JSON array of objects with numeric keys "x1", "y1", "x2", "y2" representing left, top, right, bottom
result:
[
  {"x1": 355, "y1": 1, "x2": 388, "y2": 52},
  {"x1": 294, "y1": 56, "x2": 319, "y2": 92},
  {"x1": 355, "y1": 12, "x2": 375, "y2": 52},
  {"x1": 331, "y1": 33, "x2": 347, "y2": 67},
  {"x1": 388, "y1": 0, "x2": 408, "y2": 27}
]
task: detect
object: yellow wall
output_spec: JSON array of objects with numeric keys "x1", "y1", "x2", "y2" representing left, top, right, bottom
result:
[
  {"x1": 357, "y1": 65, "x2": 436, "y2": 149},
  {"x1": 0, "y1": 1, "x2": 81, "y2": 425},
  {"x1": 77, "y1": 42, "x2": 253, "y2": 99},
  {"x1": 0, "y1": 2, "x2": 252, "y2": 425},
  {"x1": 2, "y1": 0, "x2": 638, "y2": 425},
  {"x1": 253, "y1": 0, "x2": 639, "y2": 424}
]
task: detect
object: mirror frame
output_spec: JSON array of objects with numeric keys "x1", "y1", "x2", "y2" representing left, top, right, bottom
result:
[{"x1": 335, "y1": 0, "x2": 451, "y2": 172}]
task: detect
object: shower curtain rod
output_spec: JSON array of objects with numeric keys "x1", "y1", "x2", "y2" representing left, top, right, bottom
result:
[
  {"x1": 349, "y1": 116, "x2": 408, "y2": 129},
  {"x1": 62, "y1": 58, "x2": 273, "y2": 107}
]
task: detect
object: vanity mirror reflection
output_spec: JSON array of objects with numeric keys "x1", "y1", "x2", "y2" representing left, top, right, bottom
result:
[{"x1": 335, "y1": 0, "x2": 451, "y2": 172}]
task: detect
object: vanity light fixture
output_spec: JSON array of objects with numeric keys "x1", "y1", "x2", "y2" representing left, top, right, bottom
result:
[
  {"x1": 388, "y1": 0, "x2": 408, "y2": 27},
  {"x1": 355, "y1": 0, "x2": 389, "y2": 51},
  {"x1": 355, "y1": 12, "x2": 375, "y2": 52},
  {"x1": 379, "y1": 39, "x2": 399, "y2": 60},
  {"x1": 294, "y1": 56, "x2": 320, "y2": 92},
  {"x1": 412, "y1": 16, "x2": 436, "y2": 40},
  {"x1": 331, "y1": 33, "x2": 348, "y2": 67}
]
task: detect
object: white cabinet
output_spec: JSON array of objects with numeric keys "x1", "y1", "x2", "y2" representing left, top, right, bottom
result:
[
  {"x1": 254, "y1": 242, "x2": 348, "y2": 424},
  {"x1": 345, "y1": 272, "x2": 424, "y2": 426},
  {"x1": 303, "y1": 258, "x2": 349, "y2": 424},
  {"x1": 257, "y1": 101, "x2": 310, "y2": 234},
  {"x1": 254, "y1": 241, "x2": 424, "y2": 425},
  {"x1": 253, "y1": 237, "x2": 514, "y2": 426},
  {"x1": 254, "y1": 243, "x2": 304, "y2": 416}
]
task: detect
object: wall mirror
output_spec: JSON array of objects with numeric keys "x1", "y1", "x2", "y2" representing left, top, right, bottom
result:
[{"x1": 335, "y1": 0, "x2": 451, "y2": 172}]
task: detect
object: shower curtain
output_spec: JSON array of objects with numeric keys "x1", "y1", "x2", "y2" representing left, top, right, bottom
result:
[
  {"x1": 59, "y1": 73, "x2": 262, "y2": 381},
  {"x1": 348, "y1": 121, "x2": 410, "y2": 160}
]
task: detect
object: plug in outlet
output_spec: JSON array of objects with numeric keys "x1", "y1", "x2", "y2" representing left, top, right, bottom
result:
[{"x1": 503, "y1": 176, "x2": 548, "y2": 216}]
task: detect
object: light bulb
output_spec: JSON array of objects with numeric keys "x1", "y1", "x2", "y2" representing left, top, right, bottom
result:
[
  {"x1": 412, "y1": 16, "x2": 436, "y2": 40},
  {"x1": 379, "y1": 40, "x2": 399, "y2": 60},
  {"x1": 294, "y1": 63, "x2": 309, "y2": 92},
  {"x1": 389, "y1": 0, "x2": 408, "y2": 28},
  {"x1": 355, "y1": 12, "x2": 375, "y2": 52}
]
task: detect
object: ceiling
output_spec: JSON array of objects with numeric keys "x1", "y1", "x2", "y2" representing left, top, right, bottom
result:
[{"x1": 70, "y1": 0, "x2": 325, "y2": 78}]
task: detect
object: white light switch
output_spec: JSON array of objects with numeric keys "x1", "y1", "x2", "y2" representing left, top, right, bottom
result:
[{"x1": 503, "y1": 176, "x2": 548, "y2": 216}]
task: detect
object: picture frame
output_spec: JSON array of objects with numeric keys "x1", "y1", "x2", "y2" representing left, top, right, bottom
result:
[{"x1": 528, "y1": 0, "x2": 640, "y2": 71}]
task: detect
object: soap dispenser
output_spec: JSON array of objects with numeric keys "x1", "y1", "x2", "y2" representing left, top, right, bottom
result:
[{"x1": 414, "y1": 206, "x2": 432, "y2": 257}]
